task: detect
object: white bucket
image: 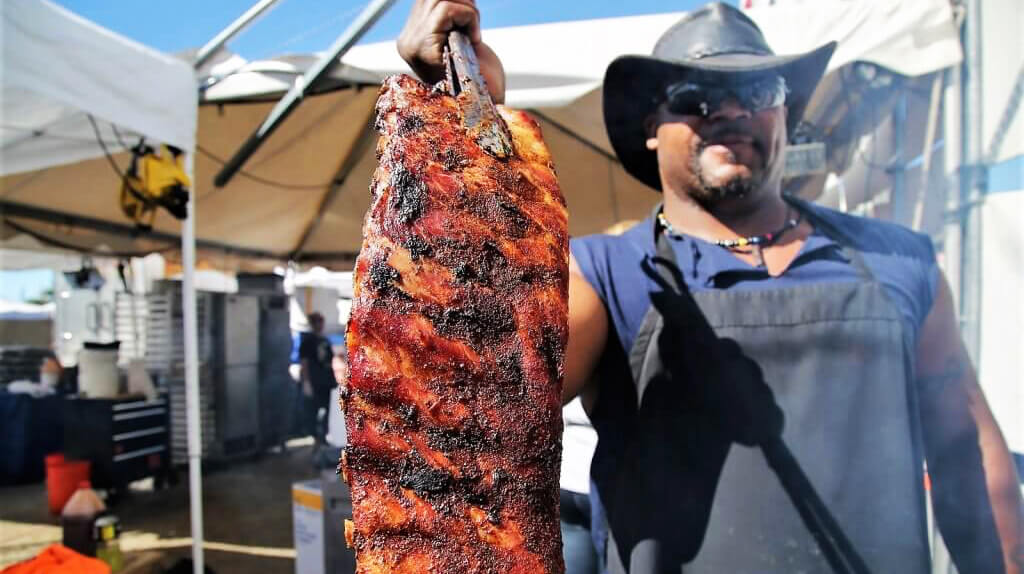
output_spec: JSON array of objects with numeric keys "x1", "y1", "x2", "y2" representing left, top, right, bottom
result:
[{"x1": 78, "y1": 348, "x2": 119, "y2": 398}]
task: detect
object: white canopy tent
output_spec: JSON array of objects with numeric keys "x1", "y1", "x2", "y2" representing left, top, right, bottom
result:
[
  {"x1": 342, "y1": 0, "x2": 961, "y2": 111},
  {"x1": 0, "y1": 2, "x2": 195, "y2": 174},
  {"x1": 1, "y1": 1, "x2": 207, "y2": 570},
  {"x1": 2, "y1": 0, "x2": 963, "y2": 269}
]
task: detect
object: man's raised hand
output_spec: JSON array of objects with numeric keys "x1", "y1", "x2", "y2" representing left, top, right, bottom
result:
[{"x1": 397, "y1": 0, "x2": 506, "y2": 103}]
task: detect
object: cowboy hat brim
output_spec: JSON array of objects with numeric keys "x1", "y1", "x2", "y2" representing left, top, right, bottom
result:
[{"x1": 603, "y1": 41, "x2": 837, "y2": 192}]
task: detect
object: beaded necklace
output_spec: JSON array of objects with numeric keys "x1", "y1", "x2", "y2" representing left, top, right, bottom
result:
[{"x1": 657, "y1": 209, "x2": 803, "y2": 267}]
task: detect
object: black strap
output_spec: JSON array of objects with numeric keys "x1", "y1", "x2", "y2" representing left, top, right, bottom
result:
[{"x1": 763, "y1": 438, "x2": 873, "y2": 574}]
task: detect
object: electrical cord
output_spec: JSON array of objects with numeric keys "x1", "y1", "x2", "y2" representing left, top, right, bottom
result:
[
  {"x1": 110, "y1": 123, "x2": 132, "y2": 151},
  {"x1": 2, "y1": 216, "x2": 178, "y2": 257},
  {"x1": 84, "y1": 110, "x2": 330, "y2": 194},
  {"x1": 196, "y1": 145, "x2": 328, "y2": 191},
  {"x1": 83, "y1": 115, "x2": 327, "y2": 197},
  {"x1": 86, "y1": 114, "x2": 127, "y2": 180},
  {"x1": 1, "y1": 124, "x2": 122, "y2": 146}
]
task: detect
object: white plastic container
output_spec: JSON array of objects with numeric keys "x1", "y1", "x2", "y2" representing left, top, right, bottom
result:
[
  {"x1": 326, "y1": 386, "x2": 347, "y2": 448},
  {"x1": 78, "y1": 347, "x2": 119, "y2": 398}
]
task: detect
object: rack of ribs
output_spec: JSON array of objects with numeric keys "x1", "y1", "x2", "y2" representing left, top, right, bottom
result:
[{"x1": 342, "y1": 73, "x2": 569, "y2": 574}]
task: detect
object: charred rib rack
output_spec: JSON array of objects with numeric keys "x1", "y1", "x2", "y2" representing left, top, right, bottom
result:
[{"x1": 342, "y1": 74, "x2": 569, "y2": 574}]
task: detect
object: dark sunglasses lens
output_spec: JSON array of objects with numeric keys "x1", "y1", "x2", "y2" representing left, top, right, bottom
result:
[
  {"x1": 665, "y1": 83, "x2": 708, "y2": 116},
  {"x1": 664, "y1": 76, "x2": 786, "y2": 116},
  {"x1": 741, "y1": 77, "x2": 786, "y2": 110}
]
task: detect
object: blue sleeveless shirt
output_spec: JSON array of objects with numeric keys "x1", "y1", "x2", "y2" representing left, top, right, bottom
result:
[
  {"x1": 570, "y1": 202, "x2": 939, "y2": 362},
  {"x1": 573, "y1": 201, "x2": 941, "y2": 572}
]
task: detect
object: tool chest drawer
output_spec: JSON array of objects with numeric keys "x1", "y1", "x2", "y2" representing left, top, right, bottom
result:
[{"x1": 63, "y1": 397, "x2": 170, "y2": 490}]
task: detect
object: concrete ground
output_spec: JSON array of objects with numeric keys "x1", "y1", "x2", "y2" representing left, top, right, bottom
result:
[{"x1": 0, "y1": 439, "x2": 344, "y2": 574}]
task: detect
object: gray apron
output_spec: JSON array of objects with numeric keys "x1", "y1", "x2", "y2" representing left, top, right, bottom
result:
[{"x1": 592, "y1": 200, "x2": 931, "y2": 573}]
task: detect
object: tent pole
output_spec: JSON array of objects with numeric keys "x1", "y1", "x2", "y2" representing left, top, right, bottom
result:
[
  {"x1": 960, "y1": 0, "x2": 985, "y2": 365},
  {"x1": 889, "y1": 92, "x2": 907, "y2": 224},
  {"x1": 943, "y1": 14, "x2": 964, "y2": 315},
  {"x1": 181, "y1": 150, "x2": 205, "y2": 574},
  {"x1": 0, "y1": 200, "x2": 282, "y2": 260},
  {"x1": 194, "y1": 0, "x2": 283, "y2": 69},
  {"x1": 214, "y1": 0, "x2": 398, "y2": 188},
  {"x1": 911, "y1": 73, "x2": 944, "y2": 231}
]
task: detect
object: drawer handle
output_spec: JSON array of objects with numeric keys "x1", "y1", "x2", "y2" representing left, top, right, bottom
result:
[
  {"x1": 113, "y1": 445, "x2": 166, "y2": 462},
  {"x1": 113, "y1": 408, "x2": 165, "y2": 421},
  {"x1": 113, "y1": 427, "x2": 166, "y2": 441},
  {"x1": 112, "y1": 400, "x2": 166, "y2": 412}
]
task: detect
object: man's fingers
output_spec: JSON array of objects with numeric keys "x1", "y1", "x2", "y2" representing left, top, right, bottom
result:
[
  {"x1": 399, "y1": 0, "x2": 496, "y2": 89},
  {"x1": 426, "y1": 1, "x2": 480, "y2": 41},
  {"x1": 442, "y1": 0, "x2": 483, "y2": 43}
]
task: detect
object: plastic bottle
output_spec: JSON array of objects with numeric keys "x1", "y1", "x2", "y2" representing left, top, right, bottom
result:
[
  {"x1": 61, "y1": 480, "x2": 106, "y2": 557},
  {"x1": 94, "y1": 514, "x2": 123, "y2": 572}
]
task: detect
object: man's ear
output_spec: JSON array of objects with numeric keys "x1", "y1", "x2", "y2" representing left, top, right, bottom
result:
[{"x1": 644, "y1": 114, "x2": 659, "y2": 150}]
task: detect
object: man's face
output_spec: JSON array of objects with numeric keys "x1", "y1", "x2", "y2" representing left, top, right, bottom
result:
[
  {"x1": 311, "y1": 317, "x2": 325, "y2": 334},
  {"x1": 646, "y1": 75, "x2": 788, "y2": 206}
]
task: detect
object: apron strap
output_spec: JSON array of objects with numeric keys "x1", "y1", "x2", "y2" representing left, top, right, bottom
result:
[
  {"x1": 648, "y1": 202, "x2": 686, "y2": 297},
  {"x1": 783, "y1": 195, "x2": 877, "y2": 281}
]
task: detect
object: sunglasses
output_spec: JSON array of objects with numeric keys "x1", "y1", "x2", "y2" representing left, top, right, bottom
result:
[{"x1": 662, "y1": 75, "x2": 788, "y2": 117}]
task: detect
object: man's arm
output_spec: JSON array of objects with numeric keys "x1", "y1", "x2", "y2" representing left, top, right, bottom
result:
[
  {"x1": 564, "y1": 255, "x2": 608, "y2": 406},
  {"x1": 917, "y1": 273, "x2": 1024, "y2": 574},
  {"x1": 397, "y1": 0, "x2": 506, "y2": 103}
]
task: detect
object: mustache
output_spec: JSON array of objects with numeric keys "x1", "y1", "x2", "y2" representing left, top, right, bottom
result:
[{"x1": 699, "y1": 123, "x2": 762, "y2": 152}]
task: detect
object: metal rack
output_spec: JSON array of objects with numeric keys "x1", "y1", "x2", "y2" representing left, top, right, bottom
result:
[
  {"x1": 116, "y1": 281, "x2": 292, "y2": 465},
  {"x1": 117, "y1": 284, "x2": 217, "y2": 465}
]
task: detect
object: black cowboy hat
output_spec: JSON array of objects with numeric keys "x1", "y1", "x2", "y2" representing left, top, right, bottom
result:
[{"x1": 603, "y1": 2, "x2": 836, "y2": 191}]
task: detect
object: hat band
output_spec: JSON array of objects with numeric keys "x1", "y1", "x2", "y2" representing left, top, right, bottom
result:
[{"x1": 687, "y1": 47, "x2": 774, "y2": 60}]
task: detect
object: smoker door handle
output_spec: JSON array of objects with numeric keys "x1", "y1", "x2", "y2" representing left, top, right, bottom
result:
[
  {"x1": 101, "y1": 302, "x2": 114, "y2": 331},
  {"x1": 86, "y1": 302, "x2": 100, "y2": 332}
]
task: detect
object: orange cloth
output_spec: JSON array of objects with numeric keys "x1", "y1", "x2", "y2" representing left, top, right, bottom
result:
[{"x1": 2, "y1": 545, "x2": 110, "y2": 574}]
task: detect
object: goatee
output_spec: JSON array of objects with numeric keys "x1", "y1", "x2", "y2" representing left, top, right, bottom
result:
[{"x1": 688, "y1": 139, "x2": 757, "y2": 205}]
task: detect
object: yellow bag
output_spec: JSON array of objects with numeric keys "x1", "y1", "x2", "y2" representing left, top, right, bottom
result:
[{"x1": 120, "y1": 145, "x2": 191, "y2": 231}]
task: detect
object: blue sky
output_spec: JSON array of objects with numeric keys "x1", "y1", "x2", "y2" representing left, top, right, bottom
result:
[
  {"x1": 3, "y1": 0, "x2": 714, "y2": 302},
  {"x1": 56, "y1": 0, "x2": 712, "y2": 60},
  {"x1": 1, "y1": 269, "x2": 54, "y2": 302}
]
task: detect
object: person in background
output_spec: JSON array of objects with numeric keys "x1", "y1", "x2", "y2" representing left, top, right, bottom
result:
[
  {"x1": 299, "y1": 311, "x2": 336, "y2": 449},
  {"x1": 560, "y1": 397, "x2": 600, "y2": 574}
]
